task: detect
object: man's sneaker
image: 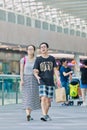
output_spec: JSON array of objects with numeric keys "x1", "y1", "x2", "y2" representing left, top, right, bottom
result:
[
  {"x1": 41, "y1": 115, "x2": 47, "y2": 121},
  {"x1": 46, "y1": 115, "x2": 52, "y2": 121},
  {"x1": 40, "y1": 115, "x2": 52, "y2": 121}
]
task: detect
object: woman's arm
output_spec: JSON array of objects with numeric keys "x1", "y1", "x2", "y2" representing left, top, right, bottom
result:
[{"x1": 20, "y1": 63, "x2": 24, "y2": 86}]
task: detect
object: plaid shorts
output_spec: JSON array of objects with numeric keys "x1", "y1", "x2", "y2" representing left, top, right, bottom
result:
[{"x1": 39, "y1": 85, "x2": 54, "y2": 98}]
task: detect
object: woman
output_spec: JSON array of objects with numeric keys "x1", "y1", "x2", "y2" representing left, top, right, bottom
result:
[
  {"x1": 80, "y1": 60, "x2": 87, "y2": 106},
  {"x1": 20, "y1": 45, "x2": 40, "y2": 121}
]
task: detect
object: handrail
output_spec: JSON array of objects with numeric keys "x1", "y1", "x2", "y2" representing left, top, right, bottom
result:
[{"x1": 0, "y1": 74, "x2": 20, "y2": 78}]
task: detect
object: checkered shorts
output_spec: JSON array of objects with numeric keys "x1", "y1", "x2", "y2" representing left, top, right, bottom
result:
[{"x1": 39, "y1": 85, "x2": 54, "y2": 98}]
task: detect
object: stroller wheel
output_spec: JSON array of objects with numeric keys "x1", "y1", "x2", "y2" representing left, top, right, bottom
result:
[
  {"x1": 69, "y1": 101, "x2": 74, "y2": 106},
  {"x1": 77, "y1": 101, "x2": 83, "y2": 106}
]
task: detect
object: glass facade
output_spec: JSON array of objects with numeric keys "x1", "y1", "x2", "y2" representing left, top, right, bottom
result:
[
  {"x1": 0, "y1": 51, "x2": 25, "y2": 75},
  {"x1": 0, "y1": 8, "x2": 86, "y2": 38}
]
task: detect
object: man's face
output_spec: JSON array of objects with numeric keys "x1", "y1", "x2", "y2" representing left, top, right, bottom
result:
[
  {"x1": 40, "y1": 44, "x2": 48, "y2": 54},
  {"x1": 64, "y1": 61, "x2": 68, "y2": 67}
]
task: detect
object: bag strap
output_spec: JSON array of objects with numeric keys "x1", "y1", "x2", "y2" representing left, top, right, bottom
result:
[{"x1": 24, "y1": 56, "x2": 26, "y2": 65}]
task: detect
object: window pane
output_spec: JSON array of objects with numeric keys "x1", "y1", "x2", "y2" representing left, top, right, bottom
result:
[
  {"x1": 81, "y1": 32, "x2": 86, "y2": 38},
  {"x1": 35, "y1": 20, "x2": 41, "y2": 28},
  {"x1": 57, "y1": 26, "x2": 62, "y2": 33},
  {"x1": 8, "y1": 12, "x2": 15, "y2": 23},
  {"x1": 50, "y1": 24, "x2": 55, "y2": 31},
  {"x1": 70, "y1": 29, "x2": 74, "y2": 35},
  {"x1": 64, "y1": 28, "x2": 68, "y2": 34},
  {"x1": 42, "y1": 22, "x2": 48, "y2": 30},
  {"x1": 26, "y1": 17, "x2": 31, "y2": 26},
  {"x1": 76, "y1": 31, "x2": 80, "y2": 36},
  {"x1": 17, "y1": 15, "x2": 25, "y2": 25},
  {"x1": 0, "y1": 9, "x2": 6, "y2": 21}
]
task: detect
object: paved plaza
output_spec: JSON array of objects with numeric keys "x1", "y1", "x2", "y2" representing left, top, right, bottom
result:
[{"x1": 0, "y1": 101, "x2": 87, "y2": 130}]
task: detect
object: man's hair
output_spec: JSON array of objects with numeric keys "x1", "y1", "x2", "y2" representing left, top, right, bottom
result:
[
  {"x1": 39, "y1": 42, "x2": 49, "y2": 48},
  {"x1": 60, "y1": 58, "x2": 67, "y2": 65}
]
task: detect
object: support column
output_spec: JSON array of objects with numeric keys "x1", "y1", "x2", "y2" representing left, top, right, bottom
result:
[{"x1": 74, "y1": 53, "x2": 80, "y2": 78}]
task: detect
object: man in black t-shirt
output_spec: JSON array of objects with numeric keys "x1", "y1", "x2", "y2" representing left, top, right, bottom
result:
[{"x1": 33, "y1": 42, "x2": 60, "y2": 121}]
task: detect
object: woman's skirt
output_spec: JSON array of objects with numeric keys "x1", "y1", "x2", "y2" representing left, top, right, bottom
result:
[{"x1": 22, "y1": 75, "x2": 41, "y2": 110}]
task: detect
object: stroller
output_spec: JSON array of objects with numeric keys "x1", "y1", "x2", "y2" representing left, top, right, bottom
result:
[{"x1": 69, "y1": 78, "x2": 83, "y2": 106}]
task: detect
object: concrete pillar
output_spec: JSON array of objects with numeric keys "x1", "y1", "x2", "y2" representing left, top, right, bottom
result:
[{"x1": 74, "y1": 53, "x2": 80, "y2": 78}]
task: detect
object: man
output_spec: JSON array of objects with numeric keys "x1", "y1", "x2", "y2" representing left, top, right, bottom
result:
[
  {"x1": 80, "y1": 60, "x2": 87, "y2": 106},
  {"x1": 59, "y1": 58, "x2": 73, "y2": 106},
  {"x1": 33, "y1": 42, "x2": 60, "y2": 121}
]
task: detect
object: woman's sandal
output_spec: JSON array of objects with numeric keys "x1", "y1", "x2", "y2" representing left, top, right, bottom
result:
[{"x1": 27, "y1": 115, "x2": 34, "y2": 121}]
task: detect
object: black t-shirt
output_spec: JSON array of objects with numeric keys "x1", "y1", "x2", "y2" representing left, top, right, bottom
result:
[
  {"x1": 33, "y1": 55, "x2": 57, "y2": 86},
  {"x1": 80, "y1": 67, "x2": 87, "y2": 84}
]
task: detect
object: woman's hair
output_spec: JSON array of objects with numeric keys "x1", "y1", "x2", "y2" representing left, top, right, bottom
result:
[
  {"x1": 27, "y1": 44, "x2": 36, "y2": 51},
  {"x1": 39, "y1": 42, "x2": 49, "y2": 48}
]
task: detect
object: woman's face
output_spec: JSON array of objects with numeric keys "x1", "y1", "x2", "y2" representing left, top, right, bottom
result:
[{"x1": 27, "y1": 46, "x2": 35, "y2": 56}]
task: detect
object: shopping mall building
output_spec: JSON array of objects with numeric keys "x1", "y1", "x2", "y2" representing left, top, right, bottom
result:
[{"x1": 0, "y1": 0, "x2": 87, "y2": 75}]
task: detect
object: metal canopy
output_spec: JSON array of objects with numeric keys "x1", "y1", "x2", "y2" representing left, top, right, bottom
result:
[{"x1": 0, "y1": 0, "x2": 87, "y2": 32}]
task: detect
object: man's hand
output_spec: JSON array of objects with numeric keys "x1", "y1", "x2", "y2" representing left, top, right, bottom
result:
[{"x1": 36, "y1": 76, "x2": 41, "y2": 84}]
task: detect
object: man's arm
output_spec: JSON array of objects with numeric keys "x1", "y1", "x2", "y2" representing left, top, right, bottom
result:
[
  {"x1": 54, "y1": 67, "x2": 61, "y2": 87},
  {"x1": 33, "y1": 69, "x2": 41, "y2": 84}
]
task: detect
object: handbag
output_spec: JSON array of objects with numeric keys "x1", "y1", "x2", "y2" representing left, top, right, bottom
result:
[{"x1": 55, "y1": 87, "x2": 66, "y2": 103}]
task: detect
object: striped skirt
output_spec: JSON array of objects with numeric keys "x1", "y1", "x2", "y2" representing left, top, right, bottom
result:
[{"x1": 22, "y1": 74, "x2": 41, "y2": 110}]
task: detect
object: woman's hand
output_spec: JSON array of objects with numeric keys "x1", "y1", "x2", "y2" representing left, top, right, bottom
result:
[{"x1": 56, "y1": 80, "x2": 61, "y2": 88}]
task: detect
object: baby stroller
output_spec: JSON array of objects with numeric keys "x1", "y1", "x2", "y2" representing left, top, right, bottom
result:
[{"x1": 69, "y1": 78, "x2": 83, "y2": 106}]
